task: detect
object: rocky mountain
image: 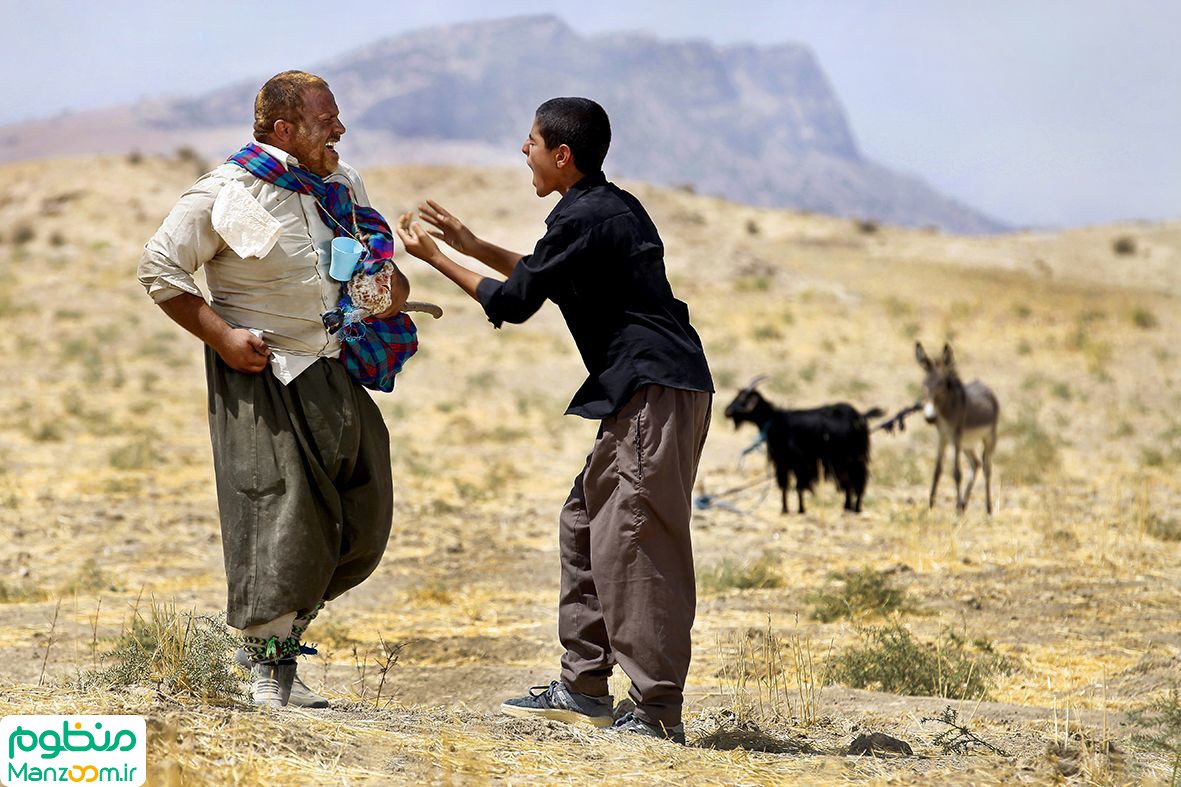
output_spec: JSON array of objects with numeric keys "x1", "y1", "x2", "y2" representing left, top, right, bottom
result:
[{"x1": 0, "y1": 15, "x2": 1005, "y2": 233}]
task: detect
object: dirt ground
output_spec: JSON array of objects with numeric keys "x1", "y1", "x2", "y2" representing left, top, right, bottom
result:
[{"x1": 0, "y1": 154, "x2": 1178, "y2": 784}]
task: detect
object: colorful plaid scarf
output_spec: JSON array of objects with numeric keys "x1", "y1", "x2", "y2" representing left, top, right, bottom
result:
[{"x1": 227, "y1": 143, "x2": 416, "y2": 392}]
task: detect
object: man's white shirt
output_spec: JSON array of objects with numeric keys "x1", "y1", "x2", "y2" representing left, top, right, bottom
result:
[{"x1": 137, "y1": 142, "x2": 371, "y2": 383}]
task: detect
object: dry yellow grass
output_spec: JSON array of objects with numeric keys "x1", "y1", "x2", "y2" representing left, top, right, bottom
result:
[{"x1": 0, "y1": 153, "x2": 1178, "y2": 784}]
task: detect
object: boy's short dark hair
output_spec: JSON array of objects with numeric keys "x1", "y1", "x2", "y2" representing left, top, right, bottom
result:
[{"x1": 534, "y1": 97, "x2": 611, "y2": 174}]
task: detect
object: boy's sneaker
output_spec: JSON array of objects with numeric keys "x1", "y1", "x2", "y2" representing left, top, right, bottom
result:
[
  {"x1": 500, "y1": 681, "x2": 614, "y2": 728},
  {"x1": 609, "y1": 711, "x2": 686, "y2": 745},
  {"x1": 249, "y1": 661, "x2": 295, "y2": 708},
  {"x1": 236, "y1": 648, "x2": 330, "y2": 709}
]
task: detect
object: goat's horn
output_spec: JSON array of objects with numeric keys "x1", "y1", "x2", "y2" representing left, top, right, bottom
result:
[
  {"x1": 744, "y1": 375, "x2": 767, "y2": 390},
  {"x1": 403, "y1": 301, "x2": 443, "y2": 319}
]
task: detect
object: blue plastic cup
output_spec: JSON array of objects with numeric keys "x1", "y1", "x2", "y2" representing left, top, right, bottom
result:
[{"x1": 330, "y1": 237, "x2": 365, "y2": 282}]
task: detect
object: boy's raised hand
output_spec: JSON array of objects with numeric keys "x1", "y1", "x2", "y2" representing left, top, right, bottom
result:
[
  {"x1": 418, "y1": 200, "x2": 477, "y2": 256},
  {"x1": 396, "y1": 212, "x2": 440, "y2": 262}
]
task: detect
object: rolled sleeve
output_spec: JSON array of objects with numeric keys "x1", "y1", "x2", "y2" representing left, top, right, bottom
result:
[
  {"x1": 477, "y1": 222, "x2": 589, "y2": 328},
  {"x1": 137, "y1": 178, "x2": 226, "y2": 303},
  {"x1": 475, "y1": 276, "x2": 509, "y2": 328}
]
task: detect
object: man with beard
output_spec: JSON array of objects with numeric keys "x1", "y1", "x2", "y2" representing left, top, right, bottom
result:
[{"x1": 138, "y1": 70, "x2": 413, "y2": 708}]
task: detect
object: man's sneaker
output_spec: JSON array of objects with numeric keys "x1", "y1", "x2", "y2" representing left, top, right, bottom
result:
[
  {"x1": 288, "y1": 672, "x2": 330, "y2": 709},
  {"x1": 500, "y1": 681, "x2": 614, "y2": 728},
  {"x1": 236, "y1": 648, "x2": 330, "y2": 708},
  {"x1": 609, "y1": 711, "x2": 686, "y2": 745},
  {"x1": 250, "y1": 661, "x2": 295, "y2": 708}
]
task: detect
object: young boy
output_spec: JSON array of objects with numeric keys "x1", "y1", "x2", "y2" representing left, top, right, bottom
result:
[{"x1": 396, "y1": 97, "x2": 712, "y2": 743}]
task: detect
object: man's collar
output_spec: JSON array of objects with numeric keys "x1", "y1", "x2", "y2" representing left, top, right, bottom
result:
[
  {"x1": 256, "y1": 141, "x2": 298, "y2": 168},
  {"x1": 545, "y1": 171, "x2": 607, "y2": 226},
  {"x1": 254, "y1": 141, "x2": 347, "y2": 179}
]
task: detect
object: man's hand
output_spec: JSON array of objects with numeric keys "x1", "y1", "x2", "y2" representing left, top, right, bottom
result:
[
  {"x1": 158, "y1": 293, "x2": 272, "y2": 374},
  {"x1": 215, "y1": 328, "x2": 270, "y2": 373},
  {"x1": 396, "y1": 212, "x2": 442, "y2": 263},
  {"x1": 417, "y1": 200, "x2": 477, "y2": 256}
]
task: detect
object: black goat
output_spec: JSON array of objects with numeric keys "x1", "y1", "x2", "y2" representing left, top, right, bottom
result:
[{"x1": 724, "y1": 381, "x2": 884, "y2": 514}]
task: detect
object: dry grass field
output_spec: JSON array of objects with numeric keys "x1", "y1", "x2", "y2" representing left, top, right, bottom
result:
[{"x1": 0, "y1": 153, "x2": 1179, "y2": 784}]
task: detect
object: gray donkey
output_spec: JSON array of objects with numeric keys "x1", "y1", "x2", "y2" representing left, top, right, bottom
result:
[{"x1": 915, "y1": 342, "x2": 1000, "y2": 514}]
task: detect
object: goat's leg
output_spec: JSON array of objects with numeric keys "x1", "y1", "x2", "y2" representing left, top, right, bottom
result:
[
  {"x1": 929, "y1": 433, "x2": 947, "y2": 508},
  {"x1": 797, "y1": 487, "x2": 806, "y2": 514},
  {"x1": 832, "y1": 465, "x2": 853, "y2": 511},
  {"x1": 962, "y1": 448, "x2": 980, "y2": 511},
  {"x1": 841, "y1": 470, "x2": 855, "y2": 512},
  {"x1": 854, "y1": 466, "x2": 867, "y2": 513},
  {"x1": 777, "y1": 465, "x2": 789, "y2": 515}
]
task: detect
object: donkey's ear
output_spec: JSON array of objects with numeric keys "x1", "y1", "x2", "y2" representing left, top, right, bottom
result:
[
  {"x1": 915, "y1": 342, "x2": 932, "y2": 370},
  {"x1": 941, "y1": 343, "x2": 955, "y2": 367}
]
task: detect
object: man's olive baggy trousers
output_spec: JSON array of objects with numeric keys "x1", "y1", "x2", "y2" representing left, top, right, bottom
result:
[{"x1": 206, "y1": 348, "x2": 393, "y2": 630}]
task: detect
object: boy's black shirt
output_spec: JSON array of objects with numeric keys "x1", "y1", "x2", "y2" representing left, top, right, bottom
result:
[{"x1": 476, "y1": 171, "x2": 714, "y2": 419}]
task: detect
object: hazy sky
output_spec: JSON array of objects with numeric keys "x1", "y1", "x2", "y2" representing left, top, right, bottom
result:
[{"x1": 3, "y1": 0, "x2": 1177, "y2": 228}]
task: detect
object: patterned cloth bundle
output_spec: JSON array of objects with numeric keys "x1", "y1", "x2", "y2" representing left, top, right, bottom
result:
[{"x1": 228, "y1": 143, "x2": 417, "y2": 391}]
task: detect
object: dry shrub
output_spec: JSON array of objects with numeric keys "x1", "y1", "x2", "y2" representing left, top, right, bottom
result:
[
  {"x1": 825, "y1": 624, "x2": 1013, "y2": 699},
  {"x1": 714, "y1": 621, "x2": 820, "y2": 727},
  {"x1": 108, "y1": 430, "x2": 164, "y2": 470},
  {"x1": 735, "y1": 275, "x2": 772, "y2": 293},
  {"x1": 1112, "y1": 235, "x2": 1137, "y2": 256},
  {"x1": 1045, "y1": 734, "x2": 1126, "y2": 783},
  {"x1": 174, "y1": 145, "x2": 210, "y2": 176},
  {"x1": 80, "y1": 600, "x2": 241, "y2": 704},
  {"x1": 808, "y1": 567, "x2": 909, "y2": 622},
  {"x1": 1000, "y1": 407, "x2": 1060, "y2": 484},
  {"x1": 12, "y1": 223, "x2": 34, "y2": 245},
  {"x1": 0, "y1": 579, "x2": 49, "y2": 604},
  {"x1": 1141, "y1": 448, "x2": 1167, "y2": 468},
  {"x1": 1128, "y1": 686, "x2": 1181, "y2": 785},
  {"x1": 751, "y1": 323, "x2": 782, "y2": 341},
  {"x1": 408, "y1": 581, "x2": 454, "y2": 605},
  {"x1": 28, "y1": 420, "x2": 64, "y2": 442},
  {"x1": 1146, "y1": 514, "x2": 1181, "y2": 542},
  {"x1": 1131, "y1": 306, "x2": 1159, "y2": 329},
  {"x1": 923, "y1": 705, "x2": 1010, "y2": 755},
  {"x1": 699, "y1": 551, "x2": 783, "y2": 594},
  {"x1": 62, "y1": 558, "x2": 110, "y2": 595}
]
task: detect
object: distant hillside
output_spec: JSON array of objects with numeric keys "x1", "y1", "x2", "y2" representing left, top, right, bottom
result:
[{"x1": 0, "y1": 15, "x2": 1005, "y2": 233}]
